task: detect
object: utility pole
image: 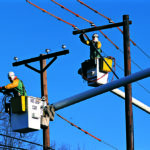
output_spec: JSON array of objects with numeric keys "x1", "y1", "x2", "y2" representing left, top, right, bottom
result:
[
  {"x1": 123, "y1": 15, "x2": 134, "y2": 150},
  {"x1": 73, "y1": 14, "x2": 135, "y2": 150},
  {"x1": 12, "y1": 50, "x2": 69, "y2": 150},
  {"x1": 40, "y1": 55, "x2": 50, "y2": 150}
]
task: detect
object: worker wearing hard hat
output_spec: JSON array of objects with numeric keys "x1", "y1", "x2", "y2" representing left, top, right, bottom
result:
[
  {"x1": 0, "y1": 72, "x2": 27, "y2": 97},
  {"x1": 79, "y1": 33, "x2": 102, "y2": 59}
]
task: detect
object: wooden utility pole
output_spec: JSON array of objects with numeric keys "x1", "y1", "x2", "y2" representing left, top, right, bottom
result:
[
  {"x1": 123, "y1": 15, "x2": 134, "y2": 150},
  {"x1": 73, "y1": 15, "x2": 135, "y2": 150},
  {"x1": 40, "y1": 55, "x2": 50, "y2": 150}
]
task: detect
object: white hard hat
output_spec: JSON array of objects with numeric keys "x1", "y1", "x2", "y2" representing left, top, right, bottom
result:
[
  {"x1": 92, "y1": 33, "x2": 99, "y2": 38},
  {"x1": 8, "y1": 72, "x2": 15, "y2": 80}
]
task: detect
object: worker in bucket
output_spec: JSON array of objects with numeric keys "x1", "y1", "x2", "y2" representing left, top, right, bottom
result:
[
  {"x1": 79, "y1": 33, "x2": 102, "y2": 60},
  {"x1": 0, "y1": 72, "x2": 27, "y2": 97}
]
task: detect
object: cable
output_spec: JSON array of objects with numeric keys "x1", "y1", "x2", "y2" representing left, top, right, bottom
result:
[
  {"x1": 26, "y1": 0, "x2": 77, "y2": 29},
  {"x1": 136, "y1": 44, "x2": 150, "y2": 59},
  {"x1": 77, "y1": 0, "x2": 150, "y2": 60},
  {"x1": 0, "y1": 144, "x2": 27, "y2": 150},
  {"x1": 50, "y1": 0, "x2": 93, "y2": 25},
  {"x1": 115, "y1": 60, "x2": 150, "y2": 93},
  {"x1": 113, "y1": 48, "x2": 143, "y2": 71},
  {"x1": 57, "y1": 113, "x2": 118, "y2": 150},
  {"x1": 103, "y1": 51, "x2": 150, "y2": 94},
  {"x1": 0, "y1": 133, "x2": 54, "y2": 150},
  {"x1": 135, "y1": 81, "x2": 150, "y2": 94}
]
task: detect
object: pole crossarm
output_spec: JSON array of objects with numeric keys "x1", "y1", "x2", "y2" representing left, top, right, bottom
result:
[
  {"x1": 52, "y1": 68, "x2": 150, "y2": 112},
  {"x1": 12, "y1": 50, "x2": 69, "y2": 67},
  {"x1": 24, "y1": 56, "x2": 57, "y2": 74},
  {"x1": 73, "y1": 21, "x2": 132, "y2": 35}
]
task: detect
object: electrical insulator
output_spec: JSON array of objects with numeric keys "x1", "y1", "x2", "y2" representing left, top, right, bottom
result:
[
  {"x1": 91, "y1": 23, "x2": 95, "y2": 27},
  {"x1": 45, "y1": 49, "x2": 50, "y2": 54},
  {"x1": 109, "y1": 19, "x2": 113, "y2": 23},
  {"x1": 14, "y1": 57, "x2": 18, "y2": 61},
  {"x1": 74, "y1": 26, "x2": 78, "y2": 30},
  {"x1": 62, "y1": 44, "x2": 66, "y2": 49}
]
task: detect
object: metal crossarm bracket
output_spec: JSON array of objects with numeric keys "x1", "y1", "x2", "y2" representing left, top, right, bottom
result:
[
  {"x1": 13, "y1": 50, "x2": 69, "y2": 67},
  {"x1": 41, "y1": 56, "x2": 57, "y2": 73},
  {"x1": 73, "y1": 21, "x2": 132, "y2": 35},
  {"x1": 25, "y1": 63, "x2": 41, "y2": 73}
]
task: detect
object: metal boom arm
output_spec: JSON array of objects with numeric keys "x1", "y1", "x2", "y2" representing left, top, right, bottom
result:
[{"x1": 52, "y1": 68, "x2": 150, "y2": 113}]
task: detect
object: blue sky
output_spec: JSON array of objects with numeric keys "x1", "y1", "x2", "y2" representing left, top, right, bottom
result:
[{"x1": 0, "y1": 0, "x2": 150, "y2": 150}]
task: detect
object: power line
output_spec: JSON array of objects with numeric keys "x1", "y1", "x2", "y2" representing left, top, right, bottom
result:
[
  {"x1": 136, "y1": 82, "x2": 150, "y2": 94},
  {"x1": 50, "y1": 0, "x2": 93, "y2": 25},
  {"x1": 26, "y1": 0, "x2": 77, "y2": 29},
  {"x1": 136, "y1": 44, "x2": 150, "y2": 59},
  {"x1": 115, "y1": 59, "x2": 150, "y2": 94},
  {"x1": 103, "y1": 51, "x2": 150, "y2": 94},
  {"x1": 0, "y1": 144, "x2": 27, "y2": 150},
  {"x1": 57, "y1": 113, "x2": 118, "y2": 150},
  {"x1": 116, "y1": 48, "x2": 143, "y2": 70},
  {"x1": 0, "y1": 133, "x2": 54, "y2": 150}
]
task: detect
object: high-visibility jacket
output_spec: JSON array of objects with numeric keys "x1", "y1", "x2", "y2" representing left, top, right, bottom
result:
[
  {"x1": 4, "y1": 77, "x2": 27, "y2": 96},
  {"x1": 79, "y1": 34, "x2": 102, "y2": 59}
]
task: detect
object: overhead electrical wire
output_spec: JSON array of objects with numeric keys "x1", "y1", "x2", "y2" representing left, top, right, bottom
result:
[
  {"x1": 77, "y1": 0, "x2": 150, "y2": 60},
  {"x1": 116, "y1": 62, "x2": 150, "y2": 94},
  {"x1": 136, "y1": 44, "x2": 150, "y2": 59},
  {"x1": 26, "y1": 0, "x2": 77, "y2": 29},
  {"x1": 0, "y1": 133, "x2": 54, "y2": 150},
  {"x1": 50, "y1": 0, "x2": 93, "y2": 25},
  {"x1": 103, "y1": 51, "x2": 150, "y2": 94},
  {"x1": 26, "y1": 0, "x2": 88, "y2": 40},
  {"x1": 57, "y1": 113, "x2": 118, "y2": 150},
  {"x1": 0, "y1": 144, "x2": 27, "y2": 150}
]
